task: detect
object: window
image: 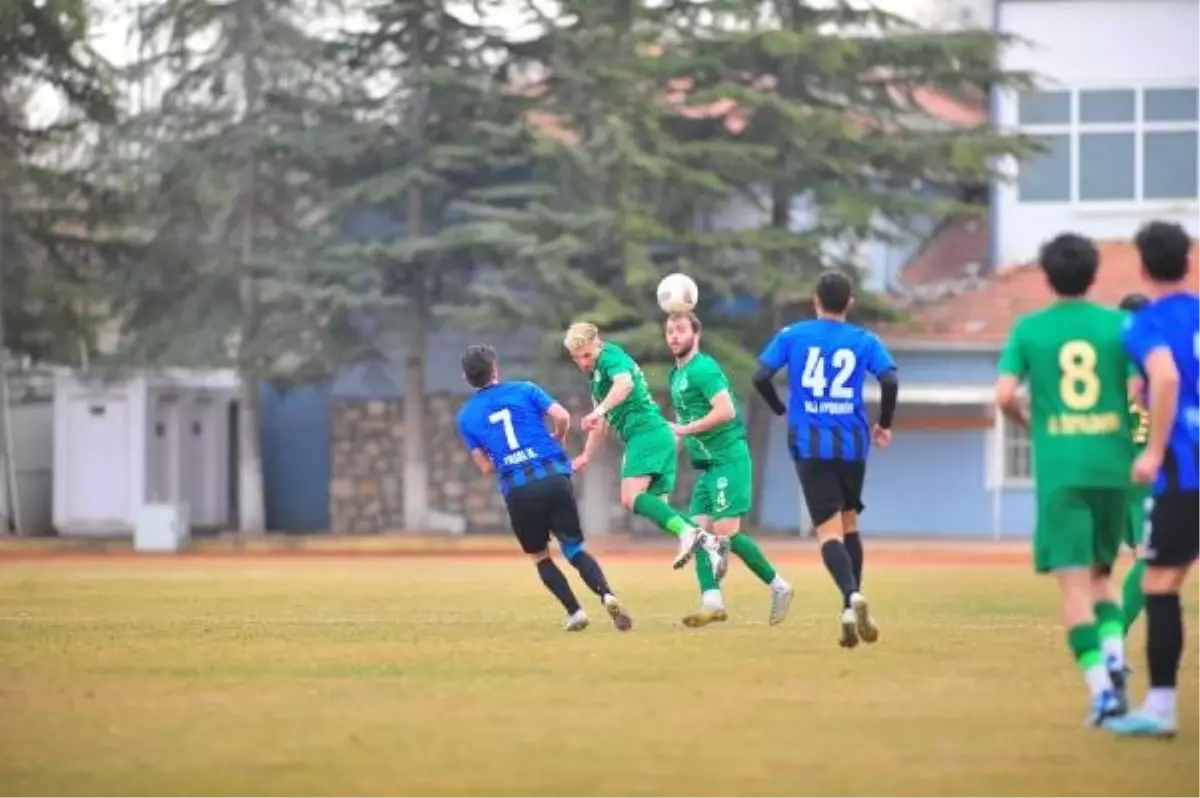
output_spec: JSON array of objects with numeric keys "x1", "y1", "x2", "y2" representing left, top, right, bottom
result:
[
  {"x1": 1003, "y1": 420, "x2": 1032, "y2": 482},
  {"x1": 1016, "y1": 86, "x2": 1200, "y2": 203}
]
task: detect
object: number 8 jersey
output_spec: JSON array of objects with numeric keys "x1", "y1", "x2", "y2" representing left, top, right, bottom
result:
[
  {"x1": 758, "y1": 319, "x2": 897, "y2": 461},
  {"x1": 998, "y1": 300, "x2": 1135, "y2": 489},
  {"x1": 457, "y1": 381, "x2": 573, "y2": 494}
]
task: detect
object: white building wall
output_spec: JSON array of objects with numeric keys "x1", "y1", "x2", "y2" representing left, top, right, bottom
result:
[{"x1": 995, "y1": 0, "x2": 1200, "y2": 264}]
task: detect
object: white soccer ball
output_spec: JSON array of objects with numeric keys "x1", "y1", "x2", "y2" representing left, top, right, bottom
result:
[{"x1": 657, "y1": 273, "x2": 699, "y2": 314}]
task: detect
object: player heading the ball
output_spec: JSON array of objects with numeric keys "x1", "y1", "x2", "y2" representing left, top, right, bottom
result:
[
  {"x1": 456, "y1": 344, "x2": 633, "y2": 633},
  {"x1": 564, "y1": 321, "x2": 729, "y2": 579}
]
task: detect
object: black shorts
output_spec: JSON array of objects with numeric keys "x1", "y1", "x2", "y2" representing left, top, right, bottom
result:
[
  {"x1": 504, "y1": 474, "x2": 584, "y2": 555},
  {"x1": 1145, "y1": 490, "x2": 1199, "y2": 567},
  {"x1": 794, "y1": 458, "x2": 866, "y2": 529}
]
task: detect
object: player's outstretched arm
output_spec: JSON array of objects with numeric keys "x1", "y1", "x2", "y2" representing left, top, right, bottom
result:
[
  {"x1": 595, "y1": 374, "x2": 633, "y2": 417},
  {"x1": 545, "y1": 402, "x2": 571, "y2": 443},
  {"x1": 751, "y1": 366, "x2": 786, "y2": 416},
  {"x1": 876, "y1": 368, "x2": 899, "y2": 429},
  {"x1": 574, "y1": 418, "x2": 607, "y2": 471}
]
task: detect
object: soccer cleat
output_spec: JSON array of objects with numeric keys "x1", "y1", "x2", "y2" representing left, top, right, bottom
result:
[
  {"x1": 1085, "y1": 690, "x2": 1126, "y2": 727},
  {"x1": 768, "y1": 584, "x2": 794, "y2": 626},
  {"x1": 839, "y1": 608, "x2": 859, "y2": 648},
  {"x1": 850, "y1": 592, "x2": 879, "y2": 644},
  {"x1": 1104, "y1": 710, "x2": 1178, "y2": 738},
  {"x1": 701, "y1": 533, "x2": 731, "y2": 581},
  {"x1": 672, "y1": 526, "x2": 703, "y2": 570},
  {"x1": 563, "y1": 609, "x2": 590, "y2": 632},
  {"x1": 603, "y1": 594, "x2": 633, "y2": 632},
  {"x1": 682, "y1": 606, "x2": 728, "y2": 627}
]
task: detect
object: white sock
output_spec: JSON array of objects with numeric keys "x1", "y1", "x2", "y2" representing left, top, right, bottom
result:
[
  {"x1": 701, "y1": 589, "x2": 724, "y2": 610},
  {"x1": 770, "y1": 575, "x2": 790, "y2": 592},
  {"x1": 1083, "y1": 664, "x2": 1114, "y2": 700},
  {"x1": 1144, "y1": 688, "x2": 1177, "y2": 719},
  {"x1": 1101, "y1": 637, "x2": 1125, "y2": 673}
]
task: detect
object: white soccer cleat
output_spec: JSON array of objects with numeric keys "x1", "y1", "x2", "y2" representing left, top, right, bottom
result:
[
  {"x1": 672, "y1": 526, "x2": 703, "y2": 570},
  {"x1": 850, "y1": 592, "x2": 879, "y2": 644},
  {"x1": 563, "y1": 609, "x2": 590, "y2": 632},
  {"x1": 603, "y1": 594, "x2": 633, "y2": 632},
  {"x1": 839, "y1": 607, "x2": 859, "y2": 648},
  {"x1": 768, "y1": 583, "x2": 794, "y2": 626}
]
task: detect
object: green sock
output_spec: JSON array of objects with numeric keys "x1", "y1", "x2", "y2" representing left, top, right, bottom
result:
[
  {"x1": 631, "y1": 493, "x2": 692, "y2": 537},
  {"x1": 1095, "y1": 600, "x2": 1125, "y2": 671},
  {"x1": 1122, "y1": 559, "x2": 1146, "y2": 634},
  {"x1": 694, "y1": 549, "x2": 719, "y2": 593},
  {"x1": 1067, "y1": 622, "x2": 1110, "y2": 698},
  {"x1": 730, "y1": 533, "x2": 776, "y2": 585}
]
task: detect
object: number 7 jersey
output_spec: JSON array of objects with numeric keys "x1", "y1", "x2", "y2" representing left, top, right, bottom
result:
[
  {"x1": 758, "y1": 318, "x2": 896, "y2": 461},
  {"x1": 457, "y1": 381, "x2": 573, "y2": 494},
  {"x1": 998, "y1": 300, "x2": 1134, "y2": 489}
]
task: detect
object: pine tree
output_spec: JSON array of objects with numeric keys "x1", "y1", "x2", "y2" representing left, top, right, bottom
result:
[
  {"x1": 0, "y1": 0, "x2": 129, "y2": 364},
  {"x1": 117, "y1": 0, "x2": 360, "y2": 533},
  {"x1": 321, "y1": 0, "x2": 539, "y2": 530}
]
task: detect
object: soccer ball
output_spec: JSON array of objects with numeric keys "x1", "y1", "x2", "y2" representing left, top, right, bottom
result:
[{"x1": 657, "y1": 273, "x2": 699, "y2": 314}]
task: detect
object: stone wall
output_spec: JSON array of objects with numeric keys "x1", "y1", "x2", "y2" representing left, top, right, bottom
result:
[{"x1": 330, "y1": 391, "x2": 698, "y2": 534}]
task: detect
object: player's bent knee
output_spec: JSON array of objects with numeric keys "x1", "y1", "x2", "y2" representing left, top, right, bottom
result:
[
  {"x1": 1143, "y1": 564, "x2": 1189, "y2": 595},
  {"x1": 712, "y1": 517, "x2": 740, "y2": 536},
  {"x1": 559, "y1": 538, "x2": 585, "y2": 560},
  {"x1": 529, "y1": 549, "x2": 551, "y2": 562},
  {"x1": 812, "y1": 514, "x2": 843, "y2": 541}
]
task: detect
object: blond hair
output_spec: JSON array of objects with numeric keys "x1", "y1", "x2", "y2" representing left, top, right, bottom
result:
[{"x1": 563, "y1": 322, "x2": 599, "y2": 352}]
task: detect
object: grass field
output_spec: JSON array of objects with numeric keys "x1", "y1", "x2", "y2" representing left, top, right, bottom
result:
[{"x1": 0, "y1": 553, "x2": 1196, "y2": 796}]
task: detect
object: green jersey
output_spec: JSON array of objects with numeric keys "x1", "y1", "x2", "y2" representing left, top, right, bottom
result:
[
  {"x1": 591, "y1": 341, "x2": 667, "y2": 441},
  {"x1": 998, "y1": 300, "x2": 1135, "y2": 489},
  {"x1": 668, "y1": 352, "x2": 747, "y2": 465}
]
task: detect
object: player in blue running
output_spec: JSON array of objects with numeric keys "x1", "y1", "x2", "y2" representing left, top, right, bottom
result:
[
  {"x1": 752, "y1": 272, "x2": 899, "y2": 648},
  {"x1": 1106, "y1": 222, "x2": 1199, "y2": 739},
  {"x1": 456, "y1": 344, "x2": 633, "y2": 633}
]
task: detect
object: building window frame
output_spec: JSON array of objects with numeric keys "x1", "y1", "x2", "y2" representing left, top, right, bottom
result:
[{"x1": 1016, "y1": 84, "x2": 1200, "y2": 206}]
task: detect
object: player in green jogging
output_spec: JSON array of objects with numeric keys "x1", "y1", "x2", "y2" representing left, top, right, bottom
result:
[
  {"x1": 564, "y1": 322, "x2": 729, "y2": 578},
  {"x1": 994, "y1": 232, "x2": 1134, "y2": 725},
  {"x1": 665, "y1": 312, "x2": 795, "y2": 627},
  {"x1": 1118, "y1": 292, "x2": 1152, "y2": 634}
]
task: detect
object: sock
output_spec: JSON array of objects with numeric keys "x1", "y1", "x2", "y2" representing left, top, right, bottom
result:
[
  {"x1": 1146, "y1": 593, "x2": 1183, "y2": 696},
  {"x1": 569, "y1": 551, "x2": 612, "y2": 599},
  {"x1": 1095, "y1": 600, "x2": 1125, "y2": 673},
  {"x1": 1145, "y1": 687, "x2": 1177, "y2": 720},
  {"x1": 1067, "y1": 623, "x2": 1112, "y2": 700},
  {"x1": 536, "y1": 559, "x2": 581, "y2": 615},
  {"x1": 844, "y1": 531, "x2": 864, "y2": 589},
  {"x1": 632, "y1": 493, "x2": 693, "y2": 536},
  {"x1": 701, "y1": 589, "x2": 725, "y2": 610},
  {"x1": 1122, "y1": 559, "x2": 1146, "y2": 634},
  {"x1": 730, "y1": 533, "x2": 777, "y2": 584},
  {"x1": 694, "y1": 548, "x2": 719, "y2": 594},
  {"x1": 820, "y1": 539, "x2": 858, "y2": 607},
  {"x1": 770, "y1": 574, "x2": 790, "y2": 591}
]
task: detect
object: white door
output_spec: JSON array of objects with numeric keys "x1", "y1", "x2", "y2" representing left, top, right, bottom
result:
[
  {"x1": 147, "y1": 399, "x2": 177, "y2": 503},
  {"x1": 67, "y1": 397, "x2": 129, "y2": 523},
  {"x1": 180, "y1": 402, "x2": 208, "y2": 524}
]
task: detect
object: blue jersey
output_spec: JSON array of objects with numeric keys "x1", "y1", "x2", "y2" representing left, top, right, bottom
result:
[
  {"x1": 1123, "y1": 293, "x2": 1200, "y2": 495},
  {"x1": 457, "y1": 381, "x2": 572, "y2": 495},
  {"x1": 758, "y1": 319, "x2": 896, "y2": 461}
]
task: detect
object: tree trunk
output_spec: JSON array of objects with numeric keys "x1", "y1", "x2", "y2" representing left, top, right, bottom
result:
[
  {"x1": 748, "y1": 301, "x2": 783, "y2": 532},
  {"x1": 0, "y1": 190, "x2": 18, "y2": 535},
  {"x1": 401, "y1": 12, "x2": 430, "y2": 532},
  {"x1": 235, "y1": 7, "x2": 266, "y2": 535}
]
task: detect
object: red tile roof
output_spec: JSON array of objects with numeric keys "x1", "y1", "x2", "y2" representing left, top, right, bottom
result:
[
  {"x1": 898, "y1": 215, "x2": 990, "y2": 288},
  {"x1": 883, "y1": 240, "x2": 1200, "y2": 345}
]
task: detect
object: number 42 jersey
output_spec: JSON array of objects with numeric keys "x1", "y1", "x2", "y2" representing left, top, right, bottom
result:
[
  {"x1": 998, "y1": 300, "x2": 1134, "y2": 490},
  {"x1": 758, "y1": 319, "x2": 896, "y2": 461}
]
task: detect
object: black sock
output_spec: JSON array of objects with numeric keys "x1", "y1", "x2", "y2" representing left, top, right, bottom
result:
[
  {"x1": 536, "y1": 559, "x2": 581, "y2": 615},
  {"x1": 1146, "y1": 593, "x2": 1184, "y2": 689},
  {"x1": 844, "y1": 531, "x2": 864, "y2": 590},
  {"x1": 569, "y1": 551, "x2": 613, "y2": 598},
  {"x1": 820, "y1": 539, "x2": 858, "y2": 607}
]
